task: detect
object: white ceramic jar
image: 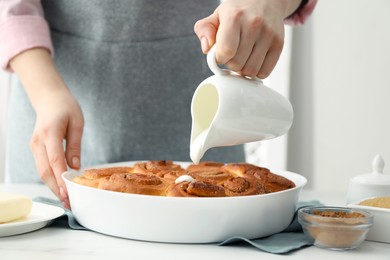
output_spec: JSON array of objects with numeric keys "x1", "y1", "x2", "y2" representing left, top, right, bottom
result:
[{"x1": 346, "y1": 154, "x2": 390, "y2": 204}]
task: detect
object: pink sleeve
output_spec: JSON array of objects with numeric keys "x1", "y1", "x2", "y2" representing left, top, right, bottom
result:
[
  {"x1": 284, "y1": 0, "x2": 318, "y2": 26},
  {"x1": 0, "y1": 0, "x2": 53, "y2": 72}
]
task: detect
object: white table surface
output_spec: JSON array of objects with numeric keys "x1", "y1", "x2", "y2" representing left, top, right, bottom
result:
[{"x1": 0, "y1": 184, "x2": 389, "y2": 260}]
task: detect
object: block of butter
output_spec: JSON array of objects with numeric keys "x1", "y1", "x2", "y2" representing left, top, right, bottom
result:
[{"x1": 0, "y1": 192, "x2": 32, "y2": 223}]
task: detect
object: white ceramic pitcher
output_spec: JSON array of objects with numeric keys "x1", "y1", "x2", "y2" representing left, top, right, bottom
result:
[{"x1": 190, "y1": 45, "x2": 294, "y2": 163}]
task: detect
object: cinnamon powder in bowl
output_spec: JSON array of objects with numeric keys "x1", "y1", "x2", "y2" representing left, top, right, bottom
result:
[{"x1": 298, "y1": 207, "x2": 373, "y2": 250}]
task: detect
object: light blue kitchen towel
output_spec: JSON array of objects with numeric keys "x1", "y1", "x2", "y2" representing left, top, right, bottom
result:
[
  {"x1": 34, "y1": 197, "x2": 321, "y2": 253},
  {"x1": 33, "y1": 197, "x2": 86, "y2": 230},
  {"x1": 218, "y1": 200, "x2": 323, "y2": 254}
]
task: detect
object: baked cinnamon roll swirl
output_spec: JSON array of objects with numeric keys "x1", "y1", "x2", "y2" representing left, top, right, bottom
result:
[
  {"x1": 98, "y1": 173, "x2": 169, "y2": 196},
  {"x1": 186, "y1": 162, "x2": 232, "y2": 185},
  {"x1": 167, "y1": 181, "x2": 226, "y2": 197},
  {"x1": 133, "y1": 160, "x2": 186, "y2": 183},
  {"x1": 187, "y1": 161, "x2": 225, "y2": 172},
  {"x1": 250, "y1": 170, "x2": 296, "y2": 193},
  {"x1": 152, "y1": 170, "x2": 186, "y2": 184},
  {"x1": 187, "y1": 169, "x2": 232, "y2": 185},
  {"x1": 73, "y1": 167, "x2": 134, "y2": 188},
  {"x1": 221, "y1": 176, "x2": 265, "y2": 196},
  {"x1": 72, "y1": 161, "x2": 296, "y2": 197},
  {"x1": 133, "y1": 160, "x2": 184, "y2": 174},
  {"x1": 223, "y1": 163, "x2": 295, "y2": 193}
]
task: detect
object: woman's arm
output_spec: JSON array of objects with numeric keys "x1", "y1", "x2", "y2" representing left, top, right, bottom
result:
[
  {"x1": 0, "y1": 0, "x2": 53, "y2": 71},
  {"x1": 1, "y1": 1, "x2": 83, "y2": 208}
]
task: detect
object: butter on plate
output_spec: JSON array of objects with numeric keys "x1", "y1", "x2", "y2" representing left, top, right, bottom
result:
[{"x1": 0, "y1": 192, "x2": 32, "y2": 223}]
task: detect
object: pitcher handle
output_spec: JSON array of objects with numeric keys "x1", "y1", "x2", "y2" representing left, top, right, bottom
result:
[
  {"x1": 207, "y1": 45, "x2": 263, "y2": 84},
  {"x1": 207, "y1": 45, "x2": 226, "y2": 76}
]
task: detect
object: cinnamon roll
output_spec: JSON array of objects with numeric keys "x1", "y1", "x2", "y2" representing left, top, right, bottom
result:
[
  {"x1": 98, "y1": 173, "x2": 169, "y2": 196},
  {"x1": 72, "y1": 161, "x2": 295, "y2": 197},
  {"x1": 223, "y1": 163, "x2": 295, "y2": 193},
  {"x1": 187, "y1": 161, "x2": 225, "y2": 172},
  {"x1": 152, "y1": 170, "x2": 186, "y2": 184},
  {"x1": 221, "y1": 176, "x2": 265, "y2": 196},
  {"x1": 133, "y1": 160, "x2": 186, "y2": 183},
  {"x1": 73, "y1": 166, "x2": 134, "y2": 188},
  {"x1": 185, "y1": 162, "x2": 231, "y2": 185},
  {"x1": 133, "y1": 160, "x2": 184, "y2": 174},
  {"x1": 167, "y1": 181, "x2": 226, "y2": 197},
  {"x1": 250, "y1": 170, "x2": 296, "y2": 193}
]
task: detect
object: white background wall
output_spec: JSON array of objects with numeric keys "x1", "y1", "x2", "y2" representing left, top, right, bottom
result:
[
  {"x1": 1, "y1": 0, "x2": 390, "y2": 193},
  {"x1": 288, "y1": 0, "x2": 390, "y2": 193}
]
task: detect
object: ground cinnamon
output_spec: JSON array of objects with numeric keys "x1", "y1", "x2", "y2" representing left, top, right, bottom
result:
[
  {"x1": 305, "y1": 210, "x2": 369, "y2": 249},
  {"x1": 313, "y1": 210, "x2": 365, "y2": 218},
  {"x1": 359, "y1": 197, "x2": 390, "y2": 209}
]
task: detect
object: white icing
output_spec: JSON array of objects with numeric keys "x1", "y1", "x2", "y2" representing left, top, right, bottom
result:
[
  {"x1": 175, "y1": 175, "x2": 196, "y2": 184},
  {"x1": 190, "y1": 130, "x2": 208, "y2": 164}
]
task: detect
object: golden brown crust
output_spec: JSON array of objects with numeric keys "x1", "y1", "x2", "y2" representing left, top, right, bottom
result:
[
  {"x1": 186, "y1": 161, "x2": 231, "y2": 185},
  {"x1": 223, "y1": 163, "x2": 296, "y2": 193},
  {"x1": 133, "y1": 160, "x2": 186, "y2": 184},
  {"x1": 84, "y1": 166, "x2": 134, "y2": 179},
  {"x1": 221, "y1": 176, "x2": 265, "y2": 196},
  {"x1": 187, "y1": 161, "x2": 225, "y2": 172},
  {"x1": 167, "y1": 181, "x2": 226, "y2": 197},
  {"x1": 221, "y1": 163, "x2": 271, "y2": 177},
  {"x1": 98, "y1": 173, "x2": 169, "y2": 196},
  {"x1": 133, "y1": 160, "x2": 185, "y2": 174},
  {"x1": 73, "y1": 167, "x2": 134, "y2": 188},
  {"x1": 187, "y1": 169, "x2": 232, "y2": 185},
  {"x1": 73, "y1": 176, "x2": 102, "y2": 188},
  {"x1": 72, "y1": 161, "x2": 295, "y2": 197},
  {"x1": 152, "y1": 170, "x2": 186, "y2": 184}
]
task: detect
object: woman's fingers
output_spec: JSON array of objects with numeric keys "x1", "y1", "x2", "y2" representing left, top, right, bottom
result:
[
  {"x1": 45, "y1": 132, "x2": 68, "y2": 199},
  {"x1": 31, "y1": 120, "x2": 71, "y2": 208},
  {"x1": 194, "y1": 12, "x2": 219, "y2": 53},
  {"x1": 257, "y1": 45, "x2": 283, "y2": 79},
  {"x1": 30, "y1": 133, "x2": 60, "y2": 199},
  {"x1": 240, "y1": 24, "x2": 283, "y2": 77},
  {"x1": 214, "y1": 9, "x2": 240, "y2": 65},
  {"x1": 65, "y1": 115, "x2": 84, "y2": 170}
]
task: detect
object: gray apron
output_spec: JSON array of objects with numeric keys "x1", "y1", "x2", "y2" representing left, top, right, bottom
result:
[{"x1": 6, "y1": 0, "x2": 245, "y2": 183}]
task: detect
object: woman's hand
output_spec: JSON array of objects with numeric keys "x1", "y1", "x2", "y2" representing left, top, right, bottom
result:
[
  {"x1": 31, "y1": 87, "x2": 83, "y2": 209},
  {"x1": 194, "y1": 0, "x2": 302, "y2": 79},
  {"x1": 10, "y1": 48, "x2": 84, "y2": 208}
]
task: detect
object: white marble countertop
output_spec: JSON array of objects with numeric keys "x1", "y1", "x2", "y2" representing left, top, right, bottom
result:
[{"x1": 0, "y1": 184, "x2": 389, "y2": 260}]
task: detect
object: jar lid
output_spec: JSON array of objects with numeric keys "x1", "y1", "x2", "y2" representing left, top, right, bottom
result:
[{"x1": 351, "y1": 154, "x2": 390, "y2": 185}]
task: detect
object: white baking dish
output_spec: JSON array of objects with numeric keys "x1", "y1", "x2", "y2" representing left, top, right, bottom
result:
[
  {"x1": 62, "y1": 161, "x2": 307, "y2": 243},
  {"x1": 348, "y1": 198, "x2": 390, "y2": 244}
]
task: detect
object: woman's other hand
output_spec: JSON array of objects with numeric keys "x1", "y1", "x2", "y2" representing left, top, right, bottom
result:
[{"x1": 10, "y1": 48, "x2": 84, "y2": 208}]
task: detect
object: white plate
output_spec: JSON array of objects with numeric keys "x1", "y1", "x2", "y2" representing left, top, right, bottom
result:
[
  {"x1": 63, "y1": 161, "x2": 307, "y2": 243},
  {"x1": 0, "y1": 202, "x2": 65, "y2": 237}
]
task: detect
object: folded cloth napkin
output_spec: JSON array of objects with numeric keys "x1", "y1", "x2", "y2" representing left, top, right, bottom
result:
[
  {"x1": 34, "y1": 197, "x2": 321, "y2": 253},
  {"x1": 218, "y1": 200, "x2": 323, "y2": 254},
  {"x1": 33, "y1": 197, "x2": 86, "y2": 230}
]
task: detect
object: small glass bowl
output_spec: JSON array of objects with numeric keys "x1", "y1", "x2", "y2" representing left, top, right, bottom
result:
[{"x1": 298, "y1": 206, "x2": 374, "y2": 250}]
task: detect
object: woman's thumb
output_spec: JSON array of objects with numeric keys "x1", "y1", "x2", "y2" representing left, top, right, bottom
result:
[{"x1": 194, "y1": 13, "x2": 219, "y2": 53}]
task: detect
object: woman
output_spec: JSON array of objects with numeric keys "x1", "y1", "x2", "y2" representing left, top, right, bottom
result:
[{"x1": 0, "y1": 0, "x2": 317, "y2": 207}]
